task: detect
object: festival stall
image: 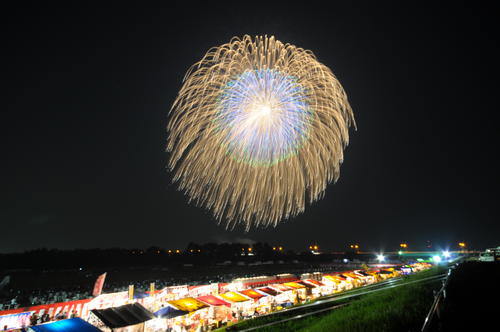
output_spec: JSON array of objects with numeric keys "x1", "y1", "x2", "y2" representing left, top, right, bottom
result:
[
  {"x1": 192, "y1": 296, "x2": 235, "y2": 330},
  {"x1": 155, "y1": 285, "x2": 189, "y2": 304},
  {"x1": 163, "y1": 298, "x2": 209, "y2": 331},
  {"x1": 268, "y1": 284, "x2": 294, "y2": 307},
  {"x1": 282, "y1": 282, "x2": 307, "y2": 303},
  {"x1": 0, "y1": 311, "x2": 33, "y2": 330},
  {"x1": 294, "y1": 281, "x2": 318, "y2": 300},
  {"x1": 29, "y1": 317, "x2": 103, "y2": 332},
  {"x1": 187, "y1": 284, "x2": 213, "y2": 298},
  {"x1": 322, "y1": 275, "x2": 345, "y2": 292},
  {"x1": 87, "y1": 292, "x2": 129, "y2": 314},
  {"x1": 376, "y1": 270, "x2": 393, "y2": 280},
  {"x1": 256, "y1": 287, "x2": 279, "y2": 297},
  {"x1": 237, "y1": 289, "x2": 266, "y2": 303},
  {"x1": 144, "y1": 306, "x2": 188, "y2": 332},
  {"x1": 167, "y1": 298, "x2": 207, "y2": 313},
  {"x1": 88, "y1": 303, "x2": 155, "y2": 332},
  {"x1": 365, "y1": 270, "x2": 382, "y2": 282},
  {"x1": 302, "y1": 279, "x2": 329, "y2": 297},
  {"x1": 0, "y1": 298, "x2": 93, "y2": 326},
  {"x1": 196, "y1": 295, "x2": 230, "y2": 308},
  {"x1": 353, "y1": 271, "x2": 376, "y2": 284},
  {"x1": 343, "y1": 273, "x2": 363, "y2": 287},
  {"x1": 218, "y1": 292, "x2": 253, "y2": 318}
]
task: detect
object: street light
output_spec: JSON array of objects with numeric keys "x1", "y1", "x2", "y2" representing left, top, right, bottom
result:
[
  {"x1": 377, "y1": 254, "x2": 385, "y2": 262},
  {"x1": 432, "y1": 255, "x2": 442, "y2": 263},
  {"x1": 442, "y1": 251, "x2": 451, "y2": 258}
]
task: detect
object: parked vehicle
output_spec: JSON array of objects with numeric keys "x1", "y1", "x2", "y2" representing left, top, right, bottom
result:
[{"x1": 479, "y1": 246, "x2": 500, "y2": 262}]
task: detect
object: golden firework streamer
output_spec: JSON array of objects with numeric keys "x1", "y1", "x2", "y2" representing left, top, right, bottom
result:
[{"x1": 167, "y1": 35, "x2": 355, "y2": 230}]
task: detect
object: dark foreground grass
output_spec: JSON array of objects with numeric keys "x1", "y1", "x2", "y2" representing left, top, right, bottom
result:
[{"x1": 221, "y1": 266, "x2": 446, "y2": 332}]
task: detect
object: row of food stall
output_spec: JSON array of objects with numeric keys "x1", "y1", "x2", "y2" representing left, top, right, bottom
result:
[{"x1": 0, "y1": 263, "x2": 432, "y2": 331}]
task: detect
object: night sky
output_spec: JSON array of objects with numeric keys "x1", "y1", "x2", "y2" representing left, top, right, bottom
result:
[{"x1": 2, "y1": 4, "x2": 498, "y2": 253}]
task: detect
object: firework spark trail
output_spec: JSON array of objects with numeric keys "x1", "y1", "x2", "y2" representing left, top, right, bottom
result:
[{"x1": 167, "y1": 35, "x2": 355, "y2": 230}]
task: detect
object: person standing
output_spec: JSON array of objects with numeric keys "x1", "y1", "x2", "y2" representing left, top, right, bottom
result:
[
  {"x1": 29, "y1": 313, "x2": 39, "y2": 326},
  {"x1": 41, "y1": 312, "x2": 50, "y2": 323}
]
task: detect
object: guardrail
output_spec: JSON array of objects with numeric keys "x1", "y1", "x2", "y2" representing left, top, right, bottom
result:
[{"x1": 420, "y1": 266, "x2": 453, "y2": 332}]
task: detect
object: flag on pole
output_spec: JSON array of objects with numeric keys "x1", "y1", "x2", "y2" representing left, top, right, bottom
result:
[
  {"x1": 92, "y1": 273, "x2": 107, "y2": 297},
  {"x1": 128, "y1": 285, "x2": 134, "y2": 301}
]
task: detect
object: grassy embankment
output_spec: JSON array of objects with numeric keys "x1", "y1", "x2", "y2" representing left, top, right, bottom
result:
[{"x1": 218, "y1": 266, "x2": 446, "y2": 332}]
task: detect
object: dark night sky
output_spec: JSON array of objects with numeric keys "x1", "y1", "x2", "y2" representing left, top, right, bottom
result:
[{"x1": 1, "y1": 3, "x2": 498, "y2": 253}]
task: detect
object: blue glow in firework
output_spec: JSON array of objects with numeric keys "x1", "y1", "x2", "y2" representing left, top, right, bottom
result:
[{"x1": 216, "y1": 69, "x2": 313, "y2": 165}]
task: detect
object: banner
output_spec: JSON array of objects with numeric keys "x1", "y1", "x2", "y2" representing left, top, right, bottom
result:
[
  {"x1": 150, "y1": 282, "x2": 155, "y2": 297},
  {"x1": 0, "y1": 275, "x2": 10, "y2": 290},
  {"x1": 92, "y1": 273, "x2": 107, "y2": 297},
  {"x1": 0, "y1": 298, "x2": 93, "y2": 323}
]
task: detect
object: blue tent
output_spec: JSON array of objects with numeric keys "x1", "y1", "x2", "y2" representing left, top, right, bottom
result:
[
  {"x1": 30, "y1": 318, "x2": 102, "y2": 332},
  {"x1": 154, "y1": 306, "x2": 188, "y2": 319},
  {"x1": 133, "y1": 291, "x2": 149, "y2": 299}
]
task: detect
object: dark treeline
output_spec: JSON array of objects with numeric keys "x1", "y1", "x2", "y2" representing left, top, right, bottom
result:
[{"x1": 1, "y1": 242, "x2": 353, "y2": 270}]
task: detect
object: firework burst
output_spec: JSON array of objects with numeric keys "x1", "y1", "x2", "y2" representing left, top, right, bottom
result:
[{"x1": 167, "y1": 35, "x2": 354, "y2": 230}]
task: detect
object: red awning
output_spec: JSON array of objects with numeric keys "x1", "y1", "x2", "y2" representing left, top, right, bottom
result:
[
  {"x1": 304, "y1": 279, "x2": 324, "y2": 287},
  {"x1": 197, "y1": 295, "x2": 231, "y2": 307},
  {"x1": 239, "y1": 289, "x2": 265, "y2": 299}
]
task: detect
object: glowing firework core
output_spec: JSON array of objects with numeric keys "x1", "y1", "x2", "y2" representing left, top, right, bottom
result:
[{"x1": 217, "y1": 69, "x2": 312, "y2": 165}]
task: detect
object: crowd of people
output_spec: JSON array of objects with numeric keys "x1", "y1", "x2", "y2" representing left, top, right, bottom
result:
[{"x1": 0, "y1": 287, "x2": 91, "y2": 311}]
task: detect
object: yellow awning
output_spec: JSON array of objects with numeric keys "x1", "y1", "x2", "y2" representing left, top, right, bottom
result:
[
  {"x1": 219, "y1": 292, "x2": 250, "y2": 302},
  {"x1": 283, "y1": 282, "x2": 305, "y2": 289},
  {"x1": 168, "y1": 297, "x2": 208, "y2": 312}
]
